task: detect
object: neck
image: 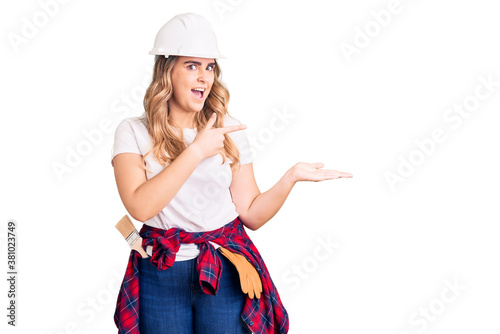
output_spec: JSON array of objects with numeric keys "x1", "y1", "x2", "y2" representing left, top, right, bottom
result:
[{"x1": 169, "y1": 109, "x2": 198, "y2": 129}]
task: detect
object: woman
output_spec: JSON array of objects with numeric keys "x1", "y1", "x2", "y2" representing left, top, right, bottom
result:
[{"x1": 111, "y1": 13, "x2": 352, "y2": 334}]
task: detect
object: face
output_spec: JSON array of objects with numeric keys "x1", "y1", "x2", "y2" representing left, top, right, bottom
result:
[{"x1": 170, "y1": 56, "x2": 216, "y2": 115}]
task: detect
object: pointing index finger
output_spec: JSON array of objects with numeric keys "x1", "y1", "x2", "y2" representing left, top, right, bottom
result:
[{"x1": 220, "y1": 124, "x2": 247, "y2": 134}]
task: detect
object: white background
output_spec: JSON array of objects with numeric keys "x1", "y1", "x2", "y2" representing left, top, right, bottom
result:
[{"x1": 1, "y1": 0, "x2": 499, "y2": 333}]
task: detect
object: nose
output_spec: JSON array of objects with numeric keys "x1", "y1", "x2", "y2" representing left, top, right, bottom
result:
[{"x1": 197, "y1": 68, "x2": 208, "y2": 83}]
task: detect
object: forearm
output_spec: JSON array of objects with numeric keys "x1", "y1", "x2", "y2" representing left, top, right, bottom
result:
[
  {"x1": 244, "y1": 168, "x2": 296, "y2": 230},
  {"x1": 132, "y1": 144, "x2": 204, "y2": 222}
]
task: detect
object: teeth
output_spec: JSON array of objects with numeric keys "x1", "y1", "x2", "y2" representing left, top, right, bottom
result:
[{"x1": 193, "y1": 88, "x2": 205, "y2": 92}]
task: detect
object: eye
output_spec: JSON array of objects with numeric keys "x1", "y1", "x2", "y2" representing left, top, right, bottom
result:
[
  {"x1": 207, "y1": 65, "x2": 215, "y2": 71},
  {"x1": 187, "y1": 64, "x2": 197, "y2": 70}
]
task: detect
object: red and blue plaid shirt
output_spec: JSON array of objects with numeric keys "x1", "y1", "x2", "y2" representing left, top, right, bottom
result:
[{"x1": 114, "y1": 216, "x2": 289, "y2": 333}]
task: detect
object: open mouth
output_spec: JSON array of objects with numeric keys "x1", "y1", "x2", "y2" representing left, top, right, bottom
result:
[{"x1": 191, "y1": 88, "x2": 205, "y2": 100}]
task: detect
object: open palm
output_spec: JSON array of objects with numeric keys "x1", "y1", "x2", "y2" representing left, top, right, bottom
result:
[{"x1": 291, "y1": 162, "x2": 353, "y2": 182}]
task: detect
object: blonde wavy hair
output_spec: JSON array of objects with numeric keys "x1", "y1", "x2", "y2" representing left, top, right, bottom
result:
[{"x1": 139, "y1": 55, "x2": 241, "y2": 175}]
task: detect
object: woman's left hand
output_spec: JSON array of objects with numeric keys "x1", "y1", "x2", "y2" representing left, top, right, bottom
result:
[{"x1": 290, "y1": 162, "x2": 353, "y2": 182}]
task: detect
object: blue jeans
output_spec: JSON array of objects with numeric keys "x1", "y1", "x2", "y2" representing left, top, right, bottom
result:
[{"x1": 138, "y1": 249, "x2": 252, "y2": 334}]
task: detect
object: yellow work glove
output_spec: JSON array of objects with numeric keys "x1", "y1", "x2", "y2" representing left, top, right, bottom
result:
[{"x1": 218, "y1": 246, "x2": 263, "y2": 299}]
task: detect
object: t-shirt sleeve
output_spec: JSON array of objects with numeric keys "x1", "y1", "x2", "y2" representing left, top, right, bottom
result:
[
  {"x1": 111, "y1": 119, "x2": 142, "y2": 167},
  {"x1": 236, "y1": 129, "x2": 253, "y2": 165},
  {"x1": 225, "y1": 116, "x2": 254, "y2": 165}
]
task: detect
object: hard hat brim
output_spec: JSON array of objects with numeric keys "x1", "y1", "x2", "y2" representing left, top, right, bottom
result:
[{"x1": 149, "y1": 50, "x2": 226, "y2": 60}]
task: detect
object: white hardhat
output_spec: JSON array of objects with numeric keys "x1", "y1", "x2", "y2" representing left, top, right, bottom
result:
[{"x1": 149, "y1": 13, "x2": 225, "y2": 59}]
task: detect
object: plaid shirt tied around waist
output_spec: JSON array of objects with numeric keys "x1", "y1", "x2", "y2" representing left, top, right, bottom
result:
[{"x1": 114, "y1": 216, "x2": 289, "y2": 334}]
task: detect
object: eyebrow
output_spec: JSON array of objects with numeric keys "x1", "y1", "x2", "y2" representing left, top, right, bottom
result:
[{"x1": 183, "y1": 60, "x2": 216, "y2": 67}]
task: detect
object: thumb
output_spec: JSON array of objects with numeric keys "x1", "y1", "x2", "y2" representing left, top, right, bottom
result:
[{"x1": 204, "y1": 112, "x2": 217, "y2": 130}]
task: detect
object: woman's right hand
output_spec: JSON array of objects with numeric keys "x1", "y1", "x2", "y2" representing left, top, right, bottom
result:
[{"x1": 189, "y1": 112, "x2": 247, "y2": 160}]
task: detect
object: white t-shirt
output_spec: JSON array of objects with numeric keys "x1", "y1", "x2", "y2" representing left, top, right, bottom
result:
[{"x1": 111, "y1": 113, "x2": 253, "y2": 261}]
